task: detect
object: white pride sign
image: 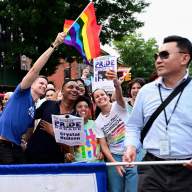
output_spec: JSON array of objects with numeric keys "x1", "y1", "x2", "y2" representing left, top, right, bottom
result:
[
  {"x1": 52, "y1": 114, "x2": 85, "y2": 146},
  {"x1": 92, "y1": 55, "x2": 117, "y2": 92}
]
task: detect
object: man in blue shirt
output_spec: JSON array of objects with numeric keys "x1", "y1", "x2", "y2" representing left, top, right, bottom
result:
[
  {"x1": 0, "y1": 32, "x2": 65, "y2": 164},
  {"x1": 123, "y1": 36, "x2": 192, "y2": 191}
]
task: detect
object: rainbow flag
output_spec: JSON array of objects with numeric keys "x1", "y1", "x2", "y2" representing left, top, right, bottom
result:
[{"x1": 64, "y1": 2, "x2": 101, "y2": 62}]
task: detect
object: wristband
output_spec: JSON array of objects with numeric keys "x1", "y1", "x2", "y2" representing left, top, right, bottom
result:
[{"x1": 50, "y1": 43, "x2": 56, "y2": 49}]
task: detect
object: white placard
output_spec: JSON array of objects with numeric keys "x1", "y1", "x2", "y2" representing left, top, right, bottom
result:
[
  {"x1": 92, "y1": 55, "x2": 117, "y2": 92},
  {"x1": 52, "y1": 114, "x2": 85, "y2": 146}
]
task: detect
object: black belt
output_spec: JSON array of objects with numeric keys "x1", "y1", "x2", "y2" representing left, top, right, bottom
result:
[
  {"x1": 0, "y1": 139, "x2": 20, "y2": 148},
  {"x1": 145, "y1": 152, "x2": 192, "y2": 161}
]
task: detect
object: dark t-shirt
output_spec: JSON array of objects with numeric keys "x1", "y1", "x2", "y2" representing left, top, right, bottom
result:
[{"x1": 26, "y1": 100, "x2": 64, "y2": 163}]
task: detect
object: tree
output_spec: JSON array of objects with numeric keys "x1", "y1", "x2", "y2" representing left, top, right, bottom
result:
[
  {"x1": 0, "y1": 0, "x2": 71, "y2": 77},
  {"x1": 114, "y1": 33, "x2": 158, "y2": 80},
  {"x1": 94, "y1": 0, "x2": 149, "y2": 44},
  {"x1": 0, "y1": 0, "x2": 149, "y2": 78},
  {"x1": 64, "y1": 0, "x2": 149, "y2": 44}
]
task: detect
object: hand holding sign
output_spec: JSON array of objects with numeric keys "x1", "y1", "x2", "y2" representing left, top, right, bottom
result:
[
  {"x1": 105, "y1": 69, "x2": 117, "y2": 80},
  {"x1": 106, "y1": 69, "x2": 122, "y2": 89},
  {"x1": 39, "y1": 120, "x2": 54, "y2": 136},
  {"x1": 93, "y1": 55, "x2": 117, "y2": 92},
  {"x1": 52, "y1": 114, "x2": 85, "y2": 146}
]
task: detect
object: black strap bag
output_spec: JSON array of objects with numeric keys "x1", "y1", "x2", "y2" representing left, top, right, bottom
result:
[{"x1": 141, "y1": 77, "x2": 191, "y2": 143}]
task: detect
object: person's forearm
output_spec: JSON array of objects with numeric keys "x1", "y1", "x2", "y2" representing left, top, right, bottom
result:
[
  {"x1": 100, "y1": 141, "x2": 116, "y2": 162},
  {"x1": 114, "y1": 79, "x2": 125, "y2": 108},
  {"x1": 20, "y1": 32, "x2": 65, "y2": 89},
  {"x1": 102, "y1": 147, "x2": 116, "y2": 162},
  {"x1": 124, "y1": 129, "x2": 141, "y2": 150},
  {"x1": 27, "y1": 47, "x2": 55, "y2": 74},
  {"x1": 31, "y1": 38, "x2": 61, "y2": 74}
]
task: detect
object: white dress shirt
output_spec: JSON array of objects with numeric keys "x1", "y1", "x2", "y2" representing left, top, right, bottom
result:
[{"x1": 125, "y1": 73, "x2": 192, "y2": 159}]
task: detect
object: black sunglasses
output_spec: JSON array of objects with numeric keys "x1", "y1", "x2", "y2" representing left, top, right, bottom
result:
[{"x1": 154, "y1": 51, "x2": 187, "y2": 60}]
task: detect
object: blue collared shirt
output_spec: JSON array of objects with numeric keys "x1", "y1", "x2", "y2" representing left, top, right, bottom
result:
[{"x1": 125, "y1": 73, "x2": 192, "y2": 159}]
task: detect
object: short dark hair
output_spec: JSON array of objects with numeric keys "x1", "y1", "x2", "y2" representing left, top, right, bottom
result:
[
  {"x1": 45, "y1": 88, "x2": 56, "y2": 94},
  {"x1": 38, "y1": 75, "x2": 48, "y2": 83},
  {"x1": 61, "y1": 79, "x2": 77, "y2": 90},
  {"x1": 163, "y1": 35, "x2": 192, "y2": 65},
  {"x1": 73, "y1": 95, "x2": 91, "y2": 108},
  {"x1": 48, "y1": 81, "x2": 55, "y2": 86}
]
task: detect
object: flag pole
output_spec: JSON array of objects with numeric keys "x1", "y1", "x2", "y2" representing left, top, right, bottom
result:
[
  {"x1": 106, "y1": 160, "x2": 191, "y2": 166},
  {"x1": 64, "y1": 2, "x2": 93, "y2": 34}
]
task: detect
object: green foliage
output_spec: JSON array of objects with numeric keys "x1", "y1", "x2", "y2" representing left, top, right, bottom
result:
[
  {"x1": 0, "y1": 0, "x2": 71, "y2": 76},
  {"x1": 114, "y1": 33, "x2": 158, "y2": 80},
  {"x1": 95, "y1": 0, "x2": 149, "y2": 44},
  {"x1": 0, "y1": 0, "x2": 149, "y2": 77}
]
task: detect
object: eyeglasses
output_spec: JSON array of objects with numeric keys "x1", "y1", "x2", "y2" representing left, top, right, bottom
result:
[{"x1": 154, "y1": 51, "x2": 187, "y2": 61}]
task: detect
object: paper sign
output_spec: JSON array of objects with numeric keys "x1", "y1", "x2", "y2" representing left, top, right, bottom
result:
[
  {"x1": 52, "y1": 114, "x2": 85, "y2": 146},
  {"x1": 92, "y1": 55, "x2": 117, "y2": 92}
]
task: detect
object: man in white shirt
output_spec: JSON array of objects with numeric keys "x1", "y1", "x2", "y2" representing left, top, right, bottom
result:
[{"x1": 123, "y1": 35, "x2": 192, "y2": 192}]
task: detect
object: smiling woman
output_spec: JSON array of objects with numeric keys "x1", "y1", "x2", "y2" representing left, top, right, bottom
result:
[{"x1": 92, "y1": 70, "x2": 138, "y2": 192}]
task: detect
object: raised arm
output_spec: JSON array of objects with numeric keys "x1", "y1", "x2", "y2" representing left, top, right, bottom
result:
[
  {"x1": 20, "y1": 32, "x2": 65, "y2": 90},
  {"x1": 106, "y1": 70, "x2": 125, "y2": 108}
]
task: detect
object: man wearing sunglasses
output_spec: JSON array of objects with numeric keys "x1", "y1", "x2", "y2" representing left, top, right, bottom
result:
[{"x1": 123, "y1": 35, "x2": 192, "y2": 192}]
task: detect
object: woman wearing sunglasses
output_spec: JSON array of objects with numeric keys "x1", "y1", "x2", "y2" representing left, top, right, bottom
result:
[{"x1": 93, "y1": 70, "x2": 137, "y2": 192}]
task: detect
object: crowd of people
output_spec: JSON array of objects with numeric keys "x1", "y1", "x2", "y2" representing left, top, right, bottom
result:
[{"x1": 0, "y1": 32, "x2": 192, "y2": 192}]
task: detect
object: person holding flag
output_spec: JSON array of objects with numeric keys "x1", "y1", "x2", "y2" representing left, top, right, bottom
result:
[{"x1": 0, "y1": 32, "x2": 65, "y2": 164}]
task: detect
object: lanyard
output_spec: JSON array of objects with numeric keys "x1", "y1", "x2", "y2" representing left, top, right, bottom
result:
[{"x1": 158, "y1": 85, "x2": 183, "y2": 129}]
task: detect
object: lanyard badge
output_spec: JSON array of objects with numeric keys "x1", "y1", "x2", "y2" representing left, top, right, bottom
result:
[
  {"x1": 158, "y1": 85, "x2": 183, "y2": 156},
  {"x1": 159, "y1": 133, "x2": 170, "y2": 155}
]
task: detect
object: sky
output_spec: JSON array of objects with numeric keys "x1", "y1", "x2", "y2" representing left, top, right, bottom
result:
[
  {"x1": 137, "y1": 0, "x2": 192, "y2": 46},
  {"x1": 102, "y1": 0, "x2": 192, "y2": 56}
]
